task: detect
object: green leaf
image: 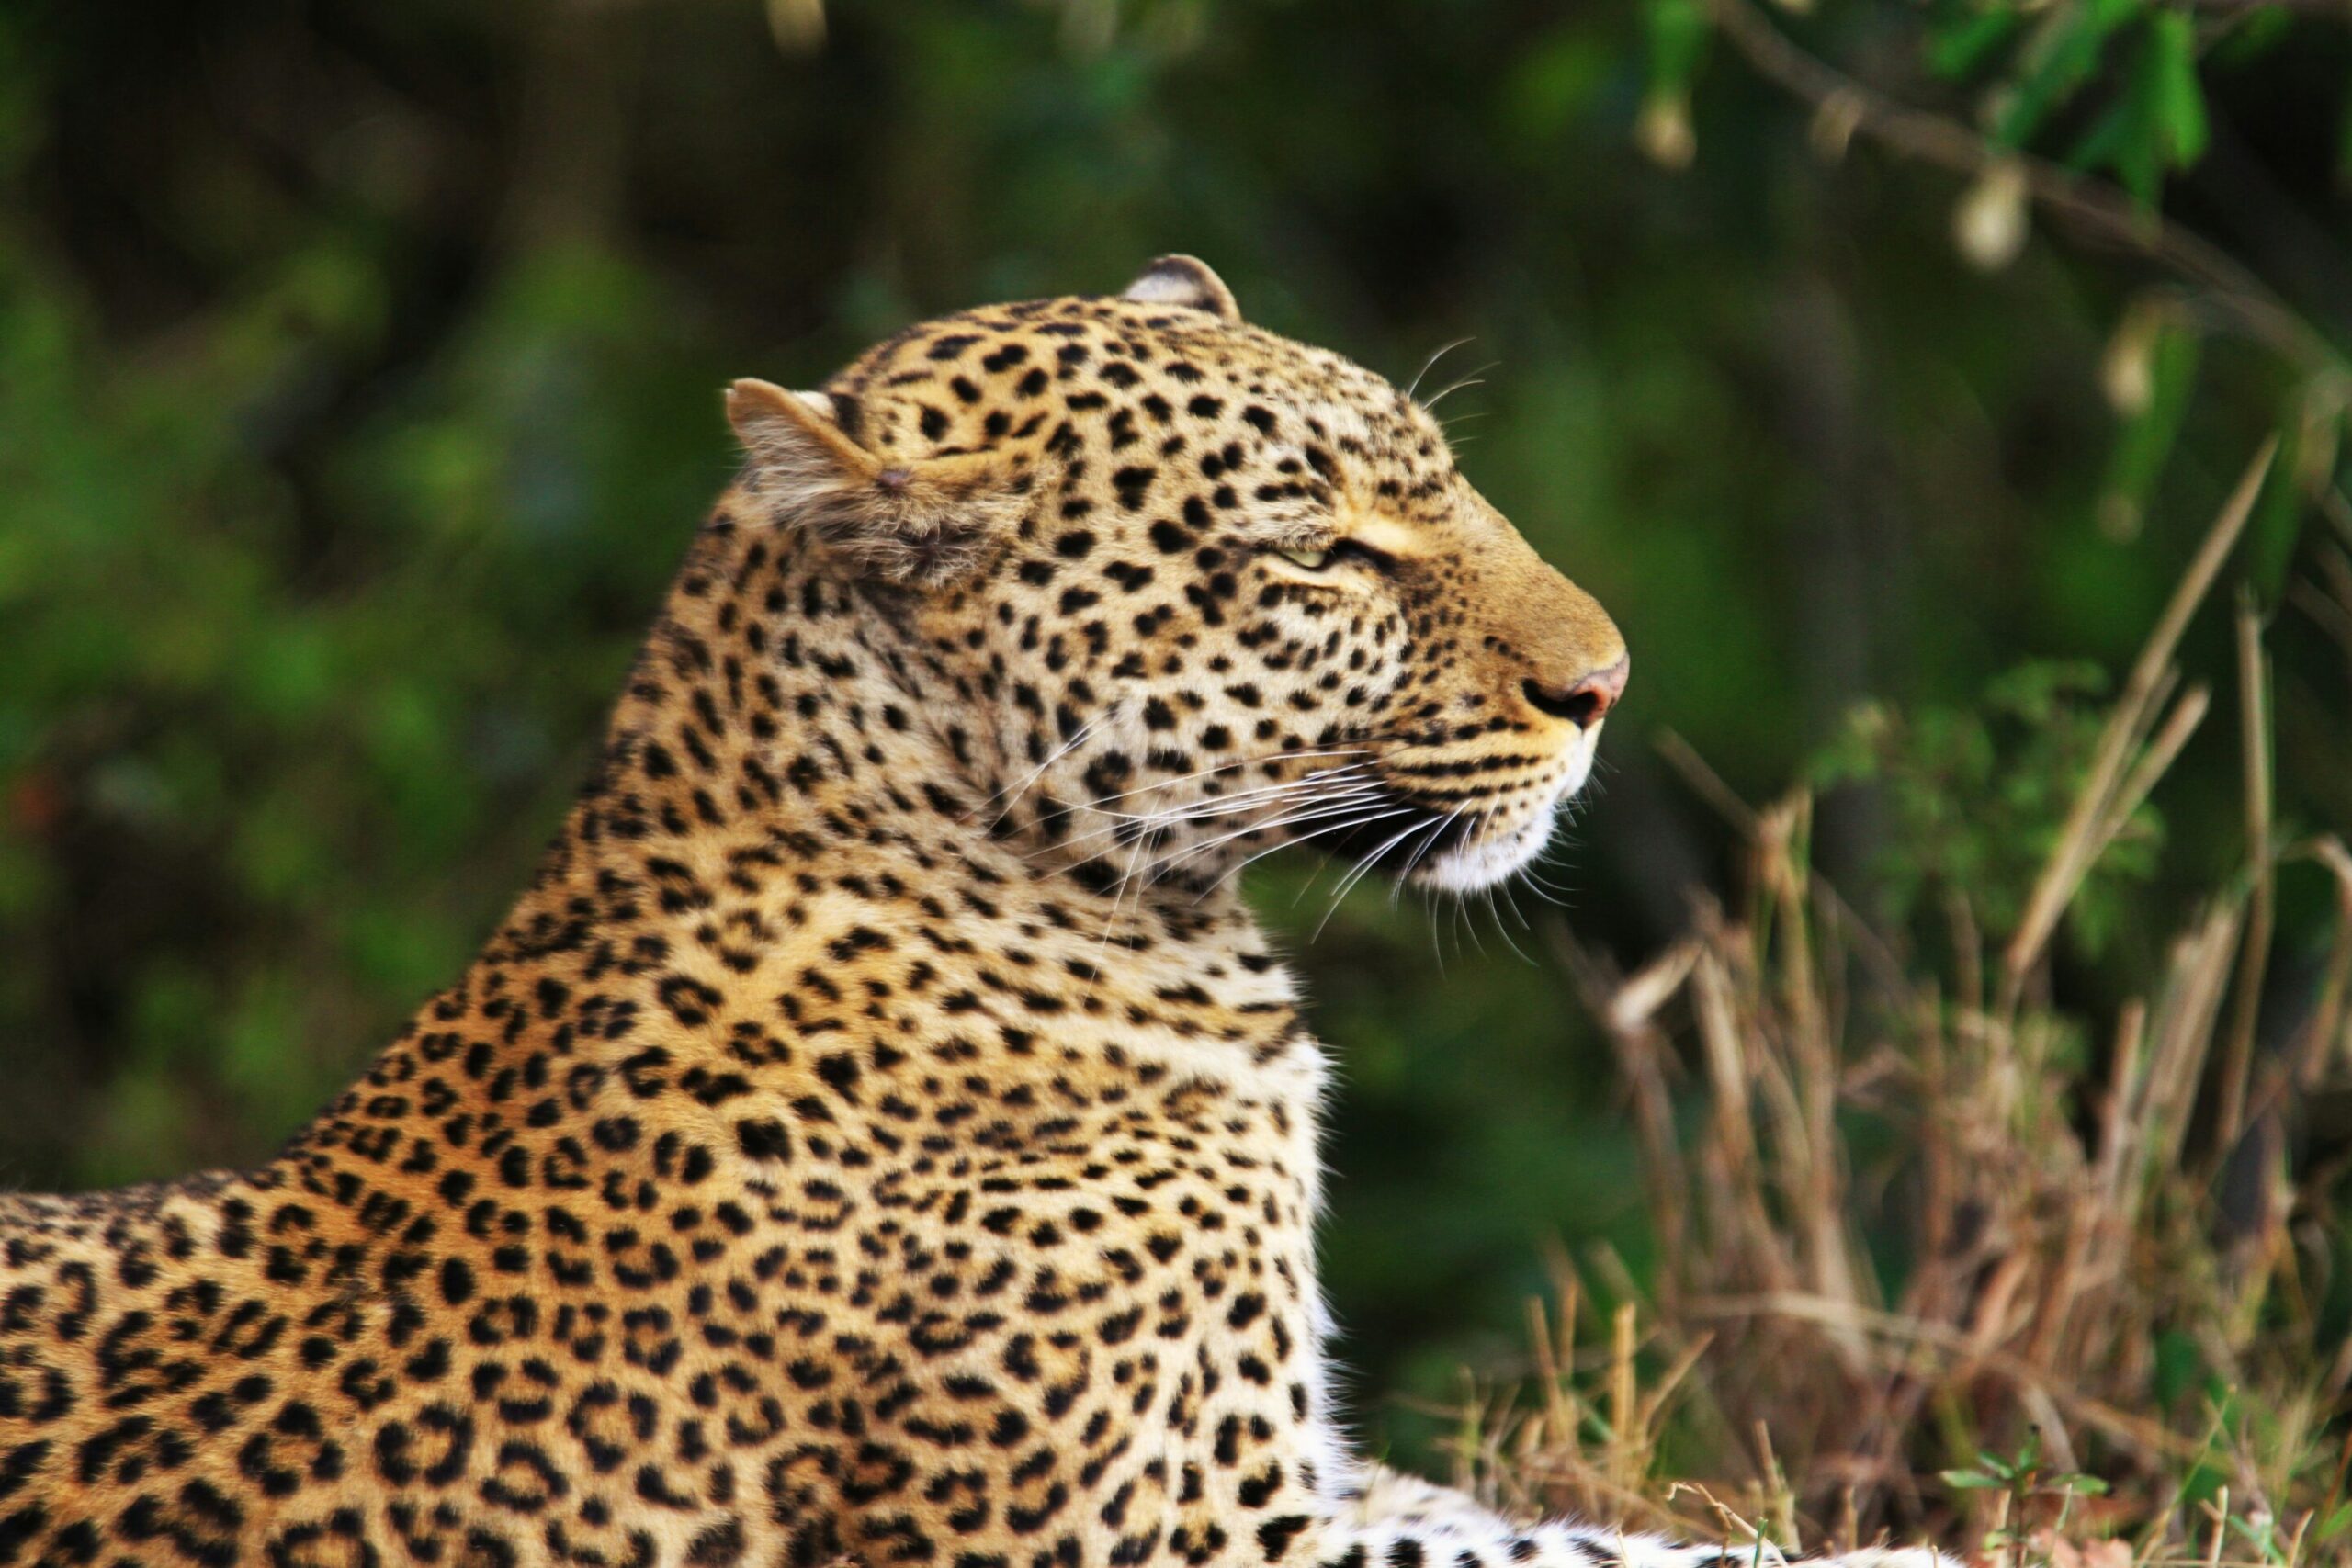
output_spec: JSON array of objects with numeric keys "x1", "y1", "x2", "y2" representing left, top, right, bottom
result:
[
  {"x1": 1993, "y1": 0, "x2": 2143, "y2": 149},
  {"x1": 2148, "y1": 11, "x2": 2209, "y2": 164},
  {"x1": 1928, "y1": 7, "x2": 2027, "y2": 79},
  {"x1": 2071, "y1": 14, "x2": 2210, "y2": 204},
  {"x1": 1641, "y1": 0, "x2": 1708, "y2": 97},
  {"x1": 2067, "y1": 98, "x2": 2143, "y2": 199},
  {"x1": 2208, "y1": 3, "x2": 2292, "y2": 64},
  {"x1": 2153, "y1": 1328, "x2": 2207, "y2": 1409},
  {"x1": 1940, "y1": 1470, "x2": 2009, "y2": 1491}
]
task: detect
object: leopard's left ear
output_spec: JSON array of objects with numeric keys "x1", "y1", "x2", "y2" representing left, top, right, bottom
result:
[
  {"x1": 1122, "y1": 255, "x2": 1242, "y2": 325},
  {"x1": 726, "y1": 378, "x2": 1021, "y2": 588}
]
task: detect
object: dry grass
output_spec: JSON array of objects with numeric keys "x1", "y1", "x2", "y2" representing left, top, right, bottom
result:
[{"x1": 1433, "y1": 446, "x2": 2352, "y2": 1563}]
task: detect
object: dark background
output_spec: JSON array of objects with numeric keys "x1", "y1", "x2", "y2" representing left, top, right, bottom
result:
[{"x1": 2, "y1": 0, "x2": 2346, "y2": 1465}]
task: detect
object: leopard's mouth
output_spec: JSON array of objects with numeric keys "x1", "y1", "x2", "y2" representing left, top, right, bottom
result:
[
  {"x1": 1307, "y1": 735, "x2": 1597, "y2": 894},
  {"x1": 1305, "y1": 792, "x2": 1480, "y2": 885}
]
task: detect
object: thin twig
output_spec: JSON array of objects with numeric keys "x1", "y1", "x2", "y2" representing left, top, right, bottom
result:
[{"x1": 1704, "y1": 0, "x2": 2344, "y2": 379}]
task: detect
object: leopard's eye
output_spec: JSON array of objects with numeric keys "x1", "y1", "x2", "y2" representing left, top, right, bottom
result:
[{"x1": 1276, "y1": 546, "x2": 1334, "y2": 570}]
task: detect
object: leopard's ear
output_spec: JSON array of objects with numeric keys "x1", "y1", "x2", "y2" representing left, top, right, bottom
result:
[
  {"x1": 1121, "y1": 255, "x2": 1241, "y2": 325},
  {"x1": 726, "y1": 378, "x2": 1020, "y2": 588}
]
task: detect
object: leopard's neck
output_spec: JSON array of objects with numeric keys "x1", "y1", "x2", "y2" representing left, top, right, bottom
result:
[{"x1": 291, "y1": 498, "x2": 1319, "y2": 1186}]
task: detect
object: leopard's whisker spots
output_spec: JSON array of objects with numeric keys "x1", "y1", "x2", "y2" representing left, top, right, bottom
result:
[
  {"x1": 1128, "y1": 796, "x2": 1395, "y2": 896},
  {"x1": 1015, "y1": 786, "x2": 1382, "y2": 872},
  {"x1": 1152, "y1": 787, "x2": 1390, "y2": 860},
  {"x1": 1014, "y1": 756, "x2": 1380, "y2": 869},
  {"x1": 1110, "y1": 771, "x2": 1383, "y2": 840},
  {"x1": 1023, "y1": 767, "x2": 1382, "y2": 863},
  {"x1": 1104, "y1": 762, "x2": 1377, "y2": 828},
  {"x1": 1158, "y1": 793, "x2": 1408, "y2": 881},
  {"x1": 1157, "y1": 766, "x2": 1392, "y2": 841},
  {"x1": 1069, "y1": 747, "x2": 1376, "y2": 815},
  {"x1": 1036, "y1": 768, "x2": 1379, "y2": 860}
]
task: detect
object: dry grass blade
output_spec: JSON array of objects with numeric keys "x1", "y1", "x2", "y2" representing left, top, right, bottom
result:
[
  {"x1": 2107, "y1": 685, "x2": 2211, "y2": 852},
  {"x1": 1655, "y1": 728, "x2": 1763, "y2": 838},
  {"x1": 1557, "y1": 933, "x2": 1696, "y2": 1271},
  {"x1": 2003, "y1": 440, "x2": 2276, "y2": 1000},
  {"x1": 2215, "y1": 591, "x2": 2274, "y2": 1148}
]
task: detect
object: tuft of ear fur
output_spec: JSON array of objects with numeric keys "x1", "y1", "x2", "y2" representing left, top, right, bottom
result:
[
  {"x1": 1121, "y1": 255, "x2": 1242, "y2": 325},
  {"x1": 726, "y1": 378, "x2": 1021, "y2": 587}
]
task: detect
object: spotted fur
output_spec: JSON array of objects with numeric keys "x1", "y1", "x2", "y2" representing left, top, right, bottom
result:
[{"x1": 0, "y1": 259, "x2": 1940, "y2": 1568}]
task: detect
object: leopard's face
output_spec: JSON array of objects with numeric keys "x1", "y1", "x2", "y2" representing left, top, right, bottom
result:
[{"x1": 728, "y1": 257, "x2": 1625, "y2": 897}]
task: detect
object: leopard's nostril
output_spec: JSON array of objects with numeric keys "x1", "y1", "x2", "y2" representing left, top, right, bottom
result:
[{"x1": 1523, "y1": 656, "x2": 1628, "y2": 730}]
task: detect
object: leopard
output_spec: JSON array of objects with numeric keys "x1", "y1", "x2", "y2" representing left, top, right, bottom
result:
[{"x1": 0, "y1": 256, "x2": 1945, "y2": 1568}]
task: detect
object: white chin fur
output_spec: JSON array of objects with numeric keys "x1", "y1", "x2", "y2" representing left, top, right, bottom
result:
[
  {"x1": 1414, "y1": 812, "x2": 1555, "y2": 893},
  {"x1": 1408, "y1": 737, "x2": 1595, "y2": 894}
]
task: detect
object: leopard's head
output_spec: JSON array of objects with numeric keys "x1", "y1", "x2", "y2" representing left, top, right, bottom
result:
[{"x1": 728, "y1": 256, "x2": 1625, "y2": 897}]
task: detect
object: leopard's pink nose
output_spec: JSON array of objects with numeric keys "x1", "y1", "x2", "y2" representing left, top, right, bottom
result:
[{"x1": 1523, "y1": 655, "x2": 1628, "y2": 730}]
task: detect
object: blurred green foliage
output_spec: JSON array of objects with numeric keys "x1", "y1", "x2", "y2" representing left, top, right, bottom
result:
[
  {"x1": 1, "y1": 0, "x2": 2349, "y2": 1466},
  {"x1": 1810, "y1": 660, "x2": 2162, "y2": 954}
]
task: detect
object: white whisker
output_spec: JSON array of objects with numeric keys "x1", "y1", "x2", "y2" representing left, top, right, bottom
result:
[
  {"x1": 965, "y1": 709, "x2": 1113, "y2": 823},
  {"x1": 1072, "y1": 748, "x2": 1373, "y2": 814},
  {"x1": 1311, "y1": 817, "x2": 1435, "y2": 943},
  {"x1": 1026, "y1": 769, "x2": 1381, "y2": 863},
  {"x1": 1110, "y1": 766, "x2": 1378, "y2": 833},
  {"x1": 1213, "y1": 805, "x2": 1420, "y2": 898},
  {"x1": 1421, "y1": 361, "x2": 1498, "y2": 414},
  {"x1": 1157, "y1": 791, "x2": 1398, "y2": 879},
  {"x1": 1403, "y1": 338, "x2": 1474, "y2": 403},
  {"x1": 1483, "y1": 886, "x2": 1534, "y2": 965},
  {"x1": 1387, "y1": 812, "x2": 1457, "y2": 908}
]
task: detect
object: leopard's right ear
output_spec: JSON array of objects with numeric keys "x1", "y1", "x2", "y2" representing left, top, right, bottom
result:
[
  {"x1": 725, "y1": 378, "x2": 1019, "y2": 587},
  {"x1": 1122, "y1": 255, "x2": 1242, "y2": 325}
]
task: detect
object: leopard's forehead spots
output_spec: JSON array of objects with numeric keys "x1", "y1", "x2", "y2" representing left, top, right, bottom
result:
[{"x1": 831, "y1": 296, "x2": 1461, "y2": 520}]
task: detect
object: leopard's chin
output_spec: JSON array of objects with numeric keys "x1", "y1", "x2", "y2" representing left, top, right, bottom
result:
[
  {"x1": 1409, "y1": 809, "x2": 1559, "y2": 893},
  {"x1": 1292, "y1": 784, "x2": 1574, "y2": 897},
  {"x1": 1409, "y1": 751, "x2": 1598, "y2": 893}
]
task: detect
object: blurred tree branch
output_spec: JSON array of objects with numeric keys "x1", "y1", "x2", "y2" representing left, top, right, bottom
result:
[{"x1": 1706, "y1": 0, "x2": 2346, "y2": 383}]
